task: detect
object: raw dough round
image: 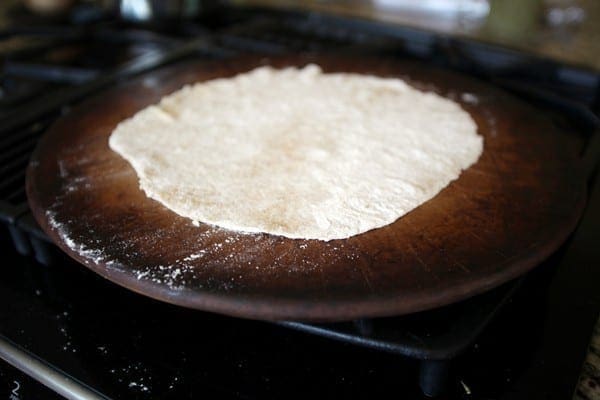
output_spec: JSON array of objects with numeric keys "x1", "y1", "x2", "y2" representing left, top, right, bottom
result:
[{"x1": 109, "y1": 65, "x2": 482, "y2": 240}]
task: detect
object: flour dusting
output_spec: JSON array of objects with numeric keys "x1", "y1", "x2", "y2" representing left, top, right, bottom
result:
[
  {"x1": 46, "y1": 209, "x2": 197, "y2": 291},
  {"x1": 461, "y1": 92, "x2": 479, "y2": 105},
  {"x1": 46, "y1": 210, "x2": 107, "y2": 265}
]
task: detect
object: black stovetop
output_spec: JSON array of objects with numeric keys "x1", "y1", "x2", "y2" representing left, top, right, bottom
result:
[{"x1": 0, "y1": 5, "x2": 599, "y2": 399}]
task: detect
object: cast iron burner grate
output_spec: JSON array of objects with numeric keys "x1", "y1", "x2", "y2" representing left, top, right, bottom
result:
[
  {"x1": 0, "y1": 6, "x2": 598, "y2": 398},
  {"x1": 278, "y1": 277, "x2": 524, "y2": 396}
]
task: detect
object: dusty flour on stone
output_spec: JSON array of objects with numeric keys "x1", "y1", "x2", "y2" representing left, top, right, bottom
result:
[{"x1": 109, "y1": 65, "x2": 482, "y2": 240}]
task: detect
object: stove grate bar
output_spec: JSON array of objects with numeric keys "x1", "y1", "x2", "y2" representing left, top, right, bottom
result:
[
  {"x1": 0, "y1": 119, "x2": 54, "y2": 151},
  {"x1": 0, "y1": 36, "x2": 228, "y2": 138},
  {"x1": 0, "y1": 334, "x2": 112, "y2": 400},
  {"x1": 4, "y1": 62, "x2": 100, "y2": 85},
  {"x1": 0, "y1": 137, "x2": 37, "y2": 166}
]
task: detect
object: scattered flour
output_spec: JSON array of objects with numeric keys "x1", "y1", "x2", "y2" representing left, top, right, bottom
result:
[
  {"x1": 46, "y1": 210, "x2": 107, "y2": 265},
  {"x1": 461, "y1": 92, "x2": 479, "y2": 105},
  {"x1": 184, "y1": 251, "x2": 205, "y2": 261},
  {"x1": 46, "y1": 209, "x2": 195, "y2": 291}
]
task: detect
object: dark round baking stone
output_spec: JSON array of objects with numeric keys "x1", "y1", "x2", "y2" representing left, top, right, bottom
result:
[{"x1": 26, "y1": 54, "x2": 587, "y2": 322}]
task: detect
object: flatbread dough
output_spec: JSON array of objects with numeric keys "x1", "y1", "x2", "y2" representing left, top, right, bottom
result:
[{"x1": 109, "y1": 65, "x2": 482, "y2": 241}]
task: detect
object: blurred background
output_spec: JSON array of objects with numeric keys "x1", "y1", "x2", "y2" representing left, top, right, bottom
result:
[{"x1": 2, "y1": 0, "x2": 598, "y2": 70}]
